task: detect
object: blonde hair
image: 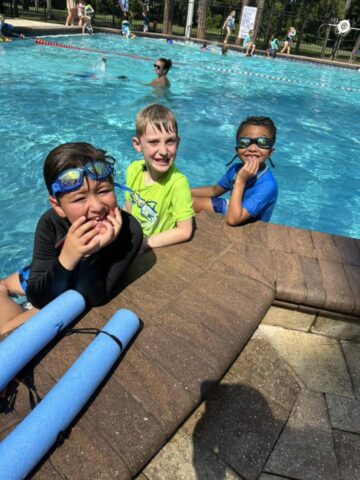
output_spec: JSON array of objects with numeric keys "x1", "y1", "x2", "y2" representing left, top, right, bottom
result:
[{"x1": 135, "y1": 104, "x2": 178, "y2": 137}]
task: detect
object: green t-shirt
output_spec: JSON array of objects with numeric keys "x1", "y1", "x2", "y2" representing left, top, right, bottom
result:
[{"x1": 125, "y1": 160, "x2": 194, "y2": 237}]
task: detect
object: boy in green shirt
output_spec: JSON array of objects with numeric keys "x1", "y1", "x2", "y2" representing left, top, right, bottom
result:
[{"x1": 125, "y1": 104, "x2": 194, "y2": 253}]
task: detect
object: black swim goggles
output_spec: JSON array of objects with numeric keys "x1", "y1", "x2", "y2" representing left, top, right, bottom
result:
[
  {"x1": 236, "y1": 136, "x2": 274, "y2": 150},
  {"x1": 51, "y1": 160, "x2": 114, "y2": 196},
  {"x1": 226, "y1": 136, "x2": 275, "y2": 167}
]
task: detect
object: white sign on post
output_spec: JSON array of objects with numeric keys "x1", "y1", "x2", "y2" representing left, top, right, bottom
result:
[{"x1": 238, "y1": 6, "x2": 257, "y2": 39}]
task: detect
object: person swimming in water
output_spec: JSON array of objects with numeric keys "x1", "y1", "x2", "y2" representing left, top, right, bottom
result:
[{"x1": 149, "y1": 58, "x2": 172, "y2": 88}]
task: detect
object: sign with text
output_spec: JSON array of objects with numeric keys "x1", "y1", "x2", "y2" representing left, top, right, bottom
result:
[{"x1": 238, "y1": 6, "x2": 257, "y2": 39}]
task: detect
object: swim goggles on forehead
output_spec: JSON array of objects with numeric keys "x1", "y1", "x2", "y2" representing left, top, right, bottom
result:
[
  {"x1": 237, "y1": 136, "x2": 274, "y2": 150},
  {"x1": 51, "y1": 160, "x2": 114, "y2": 196}
]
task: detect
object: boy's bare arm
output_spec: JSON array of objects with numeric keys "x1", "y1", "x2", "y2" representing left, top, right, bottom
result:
[
  {"x1": 191, "y1": 185, "x2": 225, "y2": 197},
  {"x1": 143, "y1": 217, "x2": 194, "y2": 251},
  {"x1": 226, "y1": 161, "x2": 258, "y2": 226},
  {"x1": 225, "y1": 178, "x2": 252, "y2": 226}
]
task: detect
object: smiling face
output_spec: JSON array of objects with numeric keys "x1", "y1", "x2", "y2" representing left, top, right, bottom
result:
[
  {"x1": 236, "y1": 124, "x2": 274, "y2": 168},
  {"x1": 50, "y1": 177, "x2": 117, "y2": 233},
  {"x1": 132, "y1": 123, "x2": 179, "y2": 181}
]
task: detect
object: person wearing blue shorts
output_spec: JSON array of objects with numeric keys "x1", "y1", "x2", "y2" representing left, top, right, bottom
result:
[{"x1": 191, "y1": 116, "x2": 278, "y2": 226}]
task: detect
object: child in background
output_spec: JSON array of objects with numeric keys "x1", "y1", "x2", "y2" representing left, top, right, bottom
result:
[
  {"x1": 243, "y1": 29, "x2": 256, "y2": 56},
  {"x1": 143, "y1": 10, "x2": 150, "y2": 33},
  {"x1": 200, "y1": 42, "x2": 210, "y2": 51},
  {"x1": 0, "y1": 14, "x2": 11, "y2": 42},
  {"x1": 267, "y1": 34, "x2": 279, "y2": 58},
  {"x1": 82, "y1": 1, "x2": 94, "y2": 34},
  {"x1": 0, "y1": 142, "x2": 142, "y2": 335},
  {"x1": 222, "y1": 10, "x2": 236, "y2": 45},
  {"x1": 77, "y1": 0, "x2": 85, "y2": 26},
  {"x1": 121, "y1": 12, "x2": 136, "y2": 38},
  {"x1": 191, "y1": 116, "x2": 278, "y2": 226},
  {"x1": 281, "y1": 26, "x2": 296, "y2": 54},
  {"x1": 124, "y1": 104, "x2": 194, "y2": 254}
]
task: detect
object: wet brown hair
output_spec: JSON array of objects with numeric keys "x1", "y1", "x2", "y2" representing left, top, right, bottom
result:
[
  {"x1": 157, "y1": 57, "x2": 172, "y2": 72},
  {"x1": 135, "y1": 104, "x2": 178, "y2": 137},
  {"x1": 43, "y1": 142, "x2": 115, "y2": 195}
]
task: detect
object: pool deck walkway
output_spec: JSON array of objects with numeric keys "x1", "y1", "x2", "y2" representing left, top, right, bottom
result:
[
  {"x1": 8, "y1": 18, "x2": 359, "y2": 70},
  {"x1": 1, "y1": 212, "x2": 360, "y2": 479}
]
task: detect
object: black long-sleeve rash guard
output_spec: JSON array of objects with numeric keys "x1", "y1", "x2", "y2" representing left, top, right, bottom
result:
[{"x1": 26, "y1": 208, "x2": 143, "y2": 309}]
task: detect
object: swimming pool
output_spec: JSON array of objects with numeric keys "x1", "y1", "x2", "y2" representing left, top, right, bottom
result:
[{"x1": 1, "y1": 34, "x2": 359, "y2": 276}]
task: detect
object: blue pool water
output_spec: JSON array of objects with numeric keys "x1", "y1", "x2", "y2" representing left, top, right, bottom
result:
[{"x1": 1, "y1": 34, "x2": 359, "y2": 276}]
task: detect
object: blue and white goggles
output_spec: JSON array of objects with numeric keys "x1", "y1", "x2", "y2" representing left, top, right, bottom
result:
[{"x1": 51, "y1": 160, "x2": 114, "y2": 196}]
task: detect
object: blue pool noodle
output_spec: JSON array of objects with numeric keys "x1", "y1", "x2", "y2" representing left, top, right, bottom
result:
[
  {"x1": 0, "y1": 308, "x2": 140, "y2": 479},
  {"x1": 0, "y1": 290, "x2": 86, "y2": 392}
]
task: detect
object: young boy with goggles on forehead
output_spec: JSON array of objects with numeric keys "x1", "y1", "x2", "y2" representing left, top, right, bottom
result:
[
  {"x1": 0, "y1": 142, "x2": 142, "y2": 335},
  {"x1": 191, "y1": 116, "x2": 278, "y2": 226}
]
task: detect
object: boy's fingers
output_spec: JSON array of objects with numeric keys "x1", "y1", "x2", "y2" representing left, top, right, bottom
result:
[
  {"x1": 68, "y1": 216, "x2": 87, "y2": 232},
  {"x1": 81, "y1": 227, "x2": 101, "y2": 245},
  {"x1": 83, "y1": 236, "x2": 101, "y2": 253},
  {"x1": 73, "y1": 220, "x2": 98, "y2": 238}
]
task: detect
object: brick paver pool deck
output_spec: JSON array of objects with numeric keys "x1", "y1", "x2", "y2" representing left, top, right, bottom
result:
[
  {"x1": 2, "y1": 21, "x2": 360, "y2": 479},
  {"x1": 1, "y1": 212, "x2": 359, "y2": 479}
]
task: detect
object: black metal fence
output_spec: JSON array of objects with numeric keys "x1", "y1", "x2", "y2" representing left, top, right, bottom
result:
[{"x1": 2, "y1": 0, "x2": 359, "y2": 64}]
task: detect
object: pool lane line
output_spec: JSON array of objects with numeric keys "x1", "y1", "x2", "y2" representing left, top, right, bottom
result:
[
  {"x1": 202, "y1": 64, "x2": 360, "y2": 93},
  {"x1": 34, "y1": 39, "x2": 360, "y2": 94},
  {"x1": 34, "y1": 38, "x2": 153, "y2": 62}
]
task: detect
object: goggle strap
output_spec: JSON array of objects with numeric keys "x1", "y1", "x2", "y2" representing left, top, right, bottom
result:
[
  {"x1": 114, "y1": 182, "x2": 133, "y2": 193},
  {"x1": 268, "y1": 157, "x2": 275, "y2": 168},
  {"x1": 226, "y1": 154, "x2": 239, "y2": 167}
]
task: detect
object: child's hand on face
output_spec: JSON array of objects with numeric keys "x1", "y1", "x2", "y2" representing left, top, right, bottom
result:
[
  {"x1": 94, "y1": 206, "x2": 122, "y2": 250},
  {"x1": 59, "y1": 208, "x2": 122, "y2": 270},
  {"x1": 59, "y1": 216, "x2": 102, "y2": 270},
  {"x1": 236, "y1": 158, "x2": 259, "y2": 183}
]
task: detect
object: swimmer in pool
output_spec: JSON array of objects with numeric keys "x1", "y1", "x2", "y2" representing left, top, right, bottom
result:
[{"x1": 149, "y1": 58, "x2": 172, "y2": 88}]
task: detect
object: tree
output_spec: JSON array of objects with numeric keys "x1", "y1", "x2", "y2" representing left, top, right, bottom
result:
[
  {"x1": 262, "y1": 0, "x2": 277, "y2": 49},
  {"x1": 163, "y1": 0, "x2": 175, "y2": 35},
  {"x1": 197, "y1": 0, "x2": 207, "y2": 40},
  {"x1": 294, "y1": 0, "x2": 315, "y2": 54},
  {"x1": 253, "y1": 0, "x2": 266, "y2": 42}
]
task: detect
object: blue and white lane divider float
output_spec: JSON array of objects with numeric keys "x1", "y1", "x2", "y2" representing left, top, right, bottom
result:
[
  {"x1": 0, "y1": 290, "x2": 86, "y2": 392},
  {"x1": 0, "y1": 308, "x2": 140, "y2": 479}
]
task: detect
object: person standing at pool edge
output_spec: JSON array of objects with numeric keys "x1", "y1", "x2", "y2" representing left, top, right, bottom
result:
[
  {"x1": 124, "y1": 104, "x2": 194, "y2": 254},
  {"x1": 191, "y1": 117, "x2": 278, "y2": 226},
  {"x1": 65, "y1": 0, "x2": 77, "y2": 26},
  {"x1": 82, "y1": 0, "x2": 95, "y2": 34},
  {"x1": 281, "y1": 26, "x2": 296, "y2": 54},
  {"x1": 150, "y1": 58, "x2": 172, "y2": 88},
  {"x1": 0, "y1": 142, "x2": 142, "y2": 335},
  {"x1": 222, "y1": 10, "x2": 236, "y2": 46}
]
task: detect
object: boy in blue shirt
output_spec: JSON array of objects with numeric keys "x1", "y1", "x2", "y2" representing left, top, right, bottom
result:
[{"x1": 191, "y1": 116, "x2": 278, "y2": 226}]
